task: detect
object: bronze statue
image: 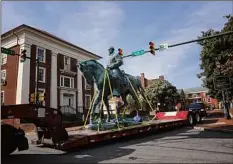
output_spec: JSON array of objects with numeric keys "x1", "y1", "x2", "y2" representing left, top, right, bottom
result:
[
  {"x1": 78, "y1": 59, "x2": 146, "y2": 124},
  {"x1": 107, "y1": 46, "x2": 123, "y2": 97}
]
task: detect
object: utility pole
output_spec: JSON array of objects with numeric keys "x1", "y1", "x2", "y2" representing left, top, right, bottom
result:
[
  {"x1": 35, "y1": 57, "x2": 40, "y2": 107},
  {"x1": 1, "y1": 47, "x2": 41, "y2": 108},
  {"x1": 123, "y1": 31, "x2": 233, "y2": 59}
]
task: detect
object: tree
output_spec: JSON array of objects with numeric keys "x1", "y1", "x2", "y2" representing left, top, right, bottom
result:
[
  {"x1": 144, "y1": 79, "x2": 180, "y2": 112},
  {"x1": 125, "y1": 94, "x2": 145, "y2": 113},
  {"x1": 179, "y1": 89, "x2": 188, "y2": 109},
  {"x1": 197, "y1": 15, "x2": 233, "y2": 119}
]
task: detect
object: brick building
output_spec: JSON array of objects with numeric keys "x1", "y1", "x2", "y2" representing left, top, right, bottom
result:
[
  {"x1": 183, "y1": 87, "x2": 219, "y2": 108},
  {"x1": 1, "y1": 24, "x2": 101, "y2": 113},
  {"x1": 140, "y1": 73, "x2": 165, "y2": 89}
]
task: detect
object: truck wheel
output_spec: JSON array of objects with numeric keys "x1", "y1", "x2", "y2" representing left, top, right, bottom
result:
[
  {"x1": 51, "y1": 127, "x2": 68, "y2": 144},
  {"x1": 195, "y1": 113, "x2": 201, "y2": 124},
  {"x1": 1, "y1": 124, "x2": 18, "y2": 156},
  {"x1": 188, "y1": 113, "x2": 196, "y2": 126}
]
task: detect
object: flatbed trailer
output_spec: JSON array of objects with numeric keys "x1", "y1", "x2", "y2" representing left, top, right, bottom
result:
[
  {"x1": 56, "y1": 118, "x2": 187, "y2": 150},
  {"x1": 1, "y1": 104, "x2": 198, "y2": 155}
]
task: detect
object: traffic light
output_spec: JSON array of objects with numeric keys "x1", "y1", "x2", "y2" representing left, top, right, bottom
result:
[
  {"x1": 20, "y1": 49, "x2": 27, "y2": 63},
  {"x1": 118, "y1": 48, "x2": 123, "y2": 57},
  {"x1": 149, "y1": 42, "x2": 155, "y2": 55},
  {"x1": 38, "y1": 93, "x2": 45, "y2": 102},
  {"x1": 29, "y1": 93, "x2": 35, "y2": 103}
]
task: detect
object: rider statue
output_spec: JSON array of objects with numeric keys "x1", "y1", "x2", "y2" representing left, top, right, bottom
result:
[{"x1": 107, "y1": 46, "x2": 123, "y2": 98}]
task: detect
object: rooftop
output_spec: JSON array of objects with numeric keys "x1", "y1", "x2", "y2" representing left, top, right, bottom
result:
[
  {"x1": 1, "y1": 24, "x2": 102, "y2": 59},
  {"x1": 183, "y1": 87, "x2": 208, "y2": 94}
]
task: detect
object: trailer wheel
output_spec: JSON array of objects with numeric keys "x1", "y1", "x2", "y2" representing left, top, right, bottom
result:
[
  {"x1": 51, "y1": 127, "x2": 68, "y2": 144},
  {"x1": 1, "y1": 124, "x2": 18, "y2": 156},
  {"x1": 195, "y1": 113, "x2": 201, "y2": 124}
]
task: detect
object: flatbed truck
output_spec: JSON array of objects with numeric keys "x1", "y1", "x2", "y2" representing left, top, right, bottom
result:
[{"x1": 1, "y1": 104, "x2": 199, "y2": 156}]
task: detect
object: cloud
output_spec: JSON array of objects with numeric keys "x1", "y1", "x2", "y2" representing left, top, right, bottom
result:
[
  {"x1": 52, "y1": 2, "x2": 125, "y2": 65},
  {"x1": 2, "y1": 2, "x2": 125, "y2": 65},
  {"x1": 122, "y1": 1, "x2": 232, "y2": 83},
  {"x1": 2, "y1": 2, "x2": 30, "y2": 33},
  {"x1": 2, "y1": 1, "x2": 232, "y2": 89}
]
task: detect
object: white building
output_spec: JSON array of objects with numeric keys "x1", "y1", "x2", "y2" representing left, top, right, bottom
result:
[{"x1": 1, "y1": 24, "x2": 101, "y2": 113}]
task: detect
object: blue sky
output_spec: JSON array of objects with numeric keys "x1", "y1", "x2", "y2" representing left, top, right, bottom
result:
[{"x1": 2, "y1": 1, "x2": 232, "y2": 89}]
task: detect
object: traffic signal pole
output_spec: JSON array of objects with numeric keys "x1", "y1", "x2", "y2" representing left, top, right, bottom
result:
[
  {"x1": 1, "y1": 47, "x2": 41, "y2": 107},
  {"x1": 123, "y1": 31, "x2": 233, "y2": 59},
  {"x1": 35, "y1": 58, "x2": 40, "y2": 107}
]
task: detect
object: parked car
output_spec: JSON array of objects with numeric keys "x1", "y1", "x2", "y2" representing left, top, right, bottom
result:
[{"x1": 187, "y1": 103, "x2": 207, "y2": 123}]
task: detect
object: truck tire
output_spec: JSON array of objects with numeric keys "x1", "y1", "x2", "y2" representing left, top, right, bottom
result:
[
  {"x1": 188, "y1": 113, "x2": 196, "y2": 126},
  {"x1": 1, "y1": 124, "x2": 18, "y2": 156},
  {"x1": 195, "y1": 113, "x2": 201, "y2": 124},
  {"x1": 51, "y1": 127, "x2": 68, "y2": 144}
]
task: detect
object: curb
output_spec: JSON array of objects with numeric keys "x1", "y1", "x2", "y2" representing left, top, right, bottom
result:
[{"x1": 193, "y1": 126, "x2": 233, "y2": 134}]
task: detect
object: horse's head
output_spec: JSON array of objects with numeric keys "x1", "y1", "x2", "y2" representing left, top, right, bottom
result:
[{"x1": 77, "y1": 60, "x2": 99, "y2": 85}]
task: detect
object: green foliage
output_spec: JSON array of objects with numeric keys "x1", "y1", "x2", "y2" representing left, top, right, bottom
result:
[
  {"x1": 197, "y1": 15, "x2": 233, "y2": 101},
  {"x1": 144, "y1": 79, "x2": 181, "y2": 111},
  {"x1": 125, "y1": 94, "x2": 145, "y2": 112}
]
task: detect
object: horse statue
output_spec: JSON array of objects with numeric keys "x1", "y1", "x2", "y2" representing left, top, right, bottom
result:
[{"x1": 78, "y1": 59, "x2": 147, "y2": 124}]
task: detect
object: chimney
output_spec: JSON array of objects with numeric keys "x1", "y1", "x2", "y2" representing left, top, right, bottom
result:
[
  {"x1": 159, "y1": 75, "x2": 164, "y2": 81},
  {"x1": 140, "y1": 73, "x2": 145, "y2": 89}
]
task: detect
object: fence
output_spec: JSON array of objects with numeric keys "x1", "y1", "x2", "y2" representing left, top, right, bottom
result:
[{"x1": 59, "y1": 106, "x2": 84, "y2": 123}]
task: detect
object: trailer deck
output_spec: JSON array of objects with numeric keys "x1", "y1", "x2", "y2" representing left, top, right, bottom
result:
[{"x1": 56, "y1": 118, "x2": 187, "y2": 150}]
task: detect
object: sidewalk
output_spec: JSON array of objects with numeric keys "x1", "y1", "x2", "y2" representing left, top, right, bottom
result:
[{"x1": 194, "y1": 109, "x2": 233, "y2": 134}]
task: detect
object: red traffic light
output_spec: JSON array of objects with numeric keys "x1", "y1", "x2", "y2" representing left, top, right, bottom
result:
[
  {"x1": 118, "y1": 48, "x2": 123, "y2": 56},
  {"x1": 149, "y1": 41, "x2": 155, "y2": 55},
  {"x1": 149, "y1": 42, "x2": 154, "y2": 47}
]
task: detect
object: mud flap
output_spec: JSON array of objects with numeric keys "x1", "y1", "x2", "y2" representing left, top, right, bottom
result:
[
  {"x1": 17, "y1": 136, "x2": 29, "y2": 151},
  {"x1": 51, "y1": 127, "x2": 68, "y2": 144}
]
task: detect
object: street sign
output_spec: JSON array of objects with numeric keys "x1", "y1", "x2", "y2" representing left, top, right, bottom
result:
[
  {"x1": 214, "y1": 76, "x2": 232, "y2": 90},
  {"x1": 132, "y1": 49, "x2": 145, "y2": 56},
  {"x1": 1, "y1": 47, "x2": 16, "y2": 55},
  {"x1": 159, "y1": 44, "x2": 169, "y2": 51}
]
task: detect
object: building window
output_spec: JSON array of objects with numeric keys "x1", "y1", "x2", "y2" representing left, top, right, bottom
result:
[
  {"x1": 37, "y1": 47, "x2": 46, "y2": 63},
  {"x1": 85, "y1": 79, "x2": 92, "y2": 90},
  {"x1": 1, "y1": 70, "x2": 6, "y2": 85},
  {"x1": 85, "y1": 94, "x2": 91, "y2": 109},
  {"x1": 37, "y1": 67, "x2": 46, "y2": 83},
  {"x1": 1, "y1": 54, "x2": 7, "y2": 65},
  {"x1": 60, "y1": 76, "x2": 74, "y2": 88},
  {"x1": 64, "y1": 56, "x2": 70, "y2": 71},
  {"x1": 1, "y1": 91, "x2": 4, "y2": 105},
  {"x1": 1, "y1": 70, "x2": 6, "y2": 80}
]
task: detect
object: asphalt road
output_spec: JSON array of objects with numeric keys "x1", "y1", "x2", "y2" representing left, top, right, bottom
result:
[{"x1": 2, "y1": 127, "x2": 233, "y2": 163}]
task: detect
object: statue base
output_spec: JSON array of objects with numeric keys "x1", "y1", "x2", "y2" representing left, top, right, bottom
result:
[
  {"x1": 84, "y1": 117, "x2": 143, "y2": 131},
  {"x1": 85, "y1": 122, "x2": 116, "y2": 131},
  {"x1": 83, "y1": 114, "x2": 146, "y2": 131}
]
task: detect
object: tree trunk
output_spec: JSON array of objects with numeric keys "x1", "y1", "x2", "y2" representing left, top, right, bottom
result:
[{"x1": 223, "y1": 102, "x2": 231, "y2": 119}]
